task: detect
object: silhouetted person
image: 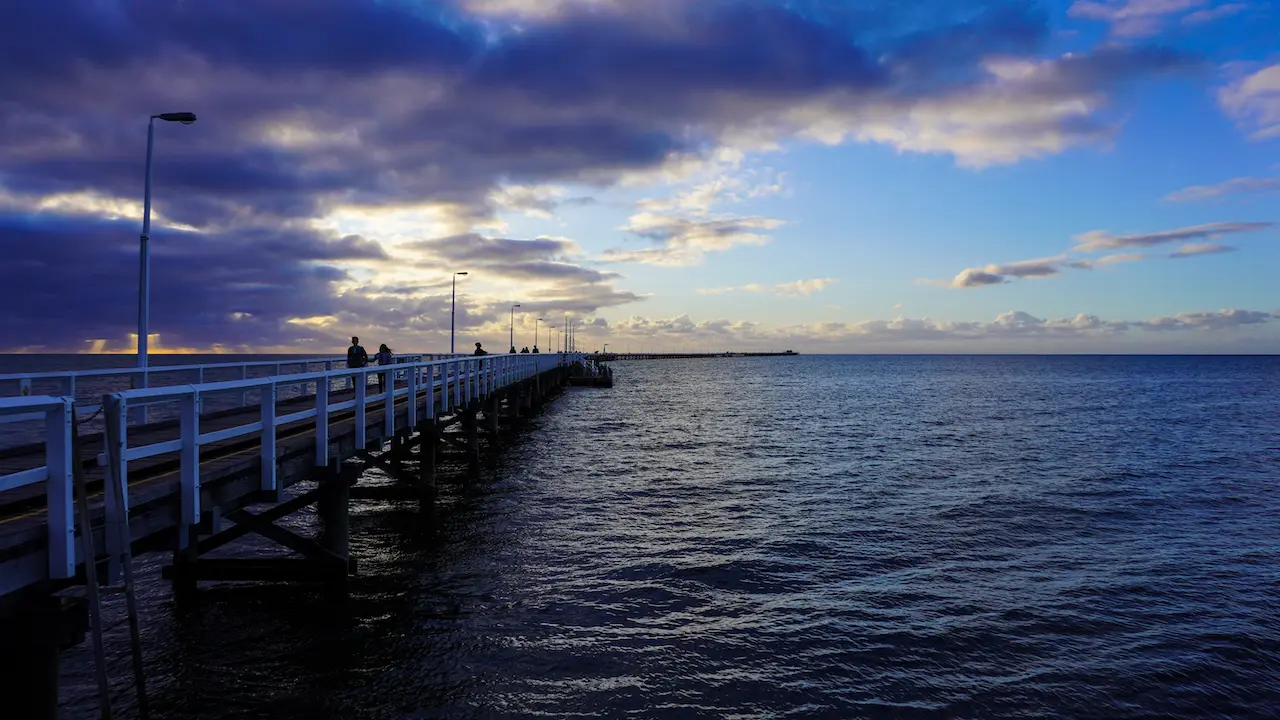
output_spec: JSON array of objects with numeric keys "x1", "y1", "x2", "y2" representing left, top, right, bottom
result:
[
  {"x1": 532, "y1": 346, "x2": 540, "y2": 353},
  {"x1": 374, "y1": 343, "x2": 393, "y2": 393},
  {"x1": 520, "y1": 347, "x2": 529, "y2": 353},
  {"x1": 473, "y1": 342, "x2": 489, "y2": 356},
  {"x1": 347, "y1": 336, "x2": 369, "y2": 390}
]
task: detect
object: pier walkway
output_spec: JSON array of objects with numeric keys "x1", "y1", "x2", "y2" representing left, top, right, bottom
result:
[{"x1": 0, "y1": 352, "x2": 588, "y2": 716}]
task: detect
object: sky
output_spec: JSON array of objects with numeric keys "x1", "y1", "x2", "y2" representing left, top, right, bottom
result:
[{"x1": 1, "y1": 0, "x2": 1277, "y2": 354}]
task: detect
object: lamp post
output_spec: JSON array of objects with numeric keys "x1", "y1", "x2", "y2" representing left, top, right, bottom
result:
[
  {"x1": 137, "y1": 112, "x2": 196, "y2": 380},
  {"x1": 450, "y1": 271, "x2": 468, "y2": 354},
  {"x1": 509, "y1": 303, "x2": 522, "y2": 353},
  {"x1": 534, "y1": 317, "x2": 545, "y2": 352}
]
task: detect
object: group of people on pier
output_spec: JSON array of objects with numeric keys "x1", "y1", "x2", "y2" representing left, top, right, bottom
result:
[
  {"x1": 347, "y1": 336, "x2": 395, "y2": 391},
  {"x1": 347, "y1": 337, "x2": 550, "y2": 388}
]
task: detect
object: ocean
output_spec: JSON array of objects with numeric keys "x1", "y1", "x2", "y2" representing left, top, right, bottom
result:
[{"x1": 13, "y1": 354, "x2": 1280, "y2": 718}]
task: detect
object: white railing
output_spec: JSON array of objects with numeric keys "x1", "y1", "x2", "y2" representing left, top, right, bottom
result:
[
  {"x1": 101, "y1": 353, "x2": 580, "y2": 556},
  {"x1": 0, "y1": 396, "x2": 75, "y2": 579},
  {"x1": 0, "y1": 353, "x2": 455, "y2": 426}
]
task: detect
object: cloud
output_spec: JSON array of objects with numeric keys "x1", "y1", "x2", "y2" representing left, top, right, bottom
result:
[
  {"x1": 603, "y1": 212, "x2": 786, "y2": 266},
  {"x1": 404, "y1": 231, "x2": 642, "y2": 310},
  {"x1": 600, "y1": 307, "x2": 1280, "y2": 352},
  {"x1": 1068, "y1": 0, "x2": 1227, "y2": 37},
  {"x1": 1168, "y1": 242, "x2": 1237, "y2": 257},
  {"x1": 1182, "y1": 3, "x2": 1249, "y2": 24},
  {"x1": 945, "y1": 255, "x2": 1078, "y2": 288},
  {"x1": 489, "y1": 184, "x2": 593, "y2": 219},
  {"x1": 698, "y1": 278, "x2": 838, "y2": 297},
  {"x1": 0, "y1": 0, "x2": 1205, "y2": 349},
  {"x1": 1072, "y1": 221, "x2": 1273, "y2": 251},
  {"x1": 405, "y1": 233, "x2": 581, "y2": 265},
  {"x1": 1133, "y1": 308, "x2": 1276, "y2": 330},
  {"x1": 1164, "y1": 176, "x2": 1280, "y2": 201},
  {"x1": 1218, "y1": 63, "x2": 1280, "y2": 140},
  {"x1": 939, "y1": 220, "x2": 1269, "y2": 290}
]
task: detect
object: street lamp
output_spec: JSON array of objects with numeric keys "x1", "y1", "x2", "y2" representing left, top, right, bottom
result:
[
  {"x1": 534, "y1": 317, "x2": 545, "y2": 352},
  {"x1": 450, "y1": 271, "x2": 468, "y2": 354},
  {"x1": 509, "y1": 303, "x2": 522, "y2": 353},
  {"x1": 137, "y1": 112, "x2": 197, "y2": 380}
]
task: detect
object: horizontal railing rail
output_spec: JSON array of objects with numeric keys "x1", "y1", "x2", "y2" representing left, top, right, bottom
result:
[
  {"x1": 0, "y1": 353, "x2": 468, "y2": 426},
  {"x1": 0, "y1": 395, "x2": 75, "y2": 579}
]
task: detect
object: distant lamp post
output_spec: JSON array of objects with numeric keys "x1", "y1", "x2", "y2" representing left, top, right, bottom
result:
[
  {"x1": 450, "y1": 271, "x2": 468, "y2": 354},
  {"x1": 534, "y1": 317, "x2": 545, "y2": 352},
  {"x1": 137, "y1": 112, "x2": 197, "y2": 380},
  {"x1": 509, "y1": 303, "x2": 522, "y2": 353}
]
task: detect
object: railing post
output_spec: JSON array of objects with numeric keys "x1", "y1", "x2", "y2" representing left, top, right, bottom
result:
[
  {"x1": 46, "y1": 397, "x2": 75, "y2": 579},
  {"x1": 179, "y1": 392, "x2": 200, "y2": 549},
  {"x1": 240, "y1": 364, "x2": 249, "y2": 408},
  {"x1": 315, "y1": 374, "x2": 330, "y2": 467},
  {"x1": 427, "y1": 365, "x2": 436, "y2": 419},
  {"x1": 355, "y1": 371, "x2": 367, "y2": 450},
  {"x1": 453, "y1": 362, "x2": 462, "y2": 409},
  {"x1": 407, "y1": 364, "x2": 419, "y2": 428},
  {"x1": 261, "y1": 381, "x2": 278, "y2": 496},
  {"x1": 384, "y1": 369, "x2": 395, "y2": 442},
  {"x1": 103, "y1": 394, "x2": 129, "y2": 583}
]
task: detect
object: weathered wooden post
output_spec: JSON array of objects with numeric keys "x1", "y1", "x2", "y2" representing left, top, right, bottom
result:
[
  {"x1": 488, "y1": 395, "x2": 501, "y2": 435},
  {"x1": 463, "y1": 406, "x2": 480, "y2": 473},
  {"x1": 417, "y1": 420, "x2": 437, "y2": 507},
  {"x1": 317, "y1": 458, "x2": 351, "y2": 585}
]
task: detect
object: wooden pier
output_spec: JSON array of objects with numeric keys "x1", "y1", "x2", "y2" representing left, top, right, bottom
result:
[{"x1": 0, "y1": 353, "x2": 587, "y2": 719}]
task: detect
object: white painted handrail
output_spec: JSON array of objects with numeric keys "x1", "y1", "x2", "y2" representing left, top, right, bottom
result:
[
  {"x1": 0, "y1": 395, "x2": 75, "y2": 579},
  {"x1": 102, "y1": 354, "x2": 582, "y2": 551},
  {"x1": 0, "y1": 352, "x2": 464, "y2": 425}
]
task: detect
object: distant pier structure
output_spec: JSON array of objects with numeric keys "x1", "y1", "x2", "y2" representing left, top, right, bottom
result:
[
  {"x1": 0, "y1": 352, "x2": 594, "y2": 718},
  {"x1": 596, "y1": 350, "x2": 798, "y2": 361}
]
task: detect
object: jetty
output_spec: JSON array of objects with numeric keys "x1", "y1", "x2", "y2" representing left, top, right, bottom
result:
[
  {"x1": 596, "y1": 350, "x2": 798, "y2": 360},
  {"x1": 0, "y1": 352, "x2": 591, "y2": 718}
]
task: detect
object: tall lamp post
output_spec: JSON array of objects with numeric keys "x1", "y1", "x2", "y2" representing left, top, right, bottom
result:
[
  {"x1": 534, "y1": 317, "x2": 545, "y2": 352},
  {"x1": 137, "y1": 112, "x2": 197, "y2": 380},
  {"x1": 450, "y1": 271, "x2": 468, "y2": 354},
  {"x1": 508, "y1": 303, "x2": 522, "y2": 353}
]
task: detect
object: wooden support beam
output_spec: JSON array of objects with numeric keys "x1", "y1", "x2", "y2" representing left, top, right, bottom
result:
[
  {"x1": 224, "y1": 508, "x2": 347, "y2": 570},
  {"x1": 193, "y1": 488, "x2": 323, "y2": 556}
]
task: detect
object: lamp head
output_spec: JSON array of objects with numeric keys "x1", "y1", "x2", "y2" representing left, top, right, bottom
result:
[
  {"x1": 154, "y1": 112, "x2": 197, "y2": 125},
  {"x1": 457, "y1": 271, "x2": 468, "y2": 276}
]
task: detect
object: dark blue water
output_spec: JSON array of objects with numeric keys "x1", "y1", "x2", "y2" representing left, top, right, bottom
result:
[{"x1": 53, "y1": 355, "x2": 1280, "y2": 718}]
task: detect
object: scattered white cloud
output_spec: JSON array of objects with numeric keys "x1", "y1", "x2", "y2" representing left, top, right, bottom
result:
[
  {"x1": 1068, "y1": 0, "x2": 1223, "y2": 37},
  {"x1": 1072, "y1": 220, "x2": 1273, "y2": 251},
  {"x1": 1164, "y1": 176, "x2": 1280, "y2": 201},
  {"x1": 1183, "y1": 3, "x2": 1249, "y2": 24},
  {"x1": 1169, "y1": 242, "x2": 1237, "y2": 257},
  {"x1": 937, "y1": 221, "x2": 1271, "y2": 289},
  {"x1": 697, "y1": 278, "x2": 837, "y2": 297},
  {"x1": 488, "y1": 184, "x2": 593, "y2": 220},
  {"x1": 603, "y1": 212, "x2": 785, "y2": 266},
  {"x1": 943, "y1": 255, "x2": 1083, "y2": 288},
  {"x1": 1218, "y1": 62, "x2": 1280, "y2": 140}
]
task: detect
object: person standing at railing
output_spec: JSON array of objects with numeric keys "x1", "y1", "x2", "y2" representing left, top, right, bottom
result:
[
  {"x1": 374, "y1": 343, "x2": 394, "y2": 394},
  {"x1": 347, "y1": 336, "x2": 370, "y2": 390}
]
